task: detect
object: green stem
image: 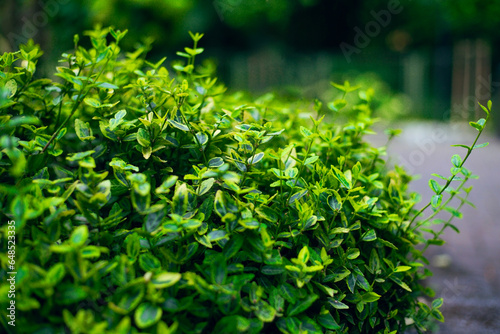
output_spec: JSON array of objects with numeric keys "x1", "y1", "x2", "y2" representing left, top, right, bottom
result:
[
  {"x1": 177, "y1": 98, "x2": 208, "y2": 165},
  {"x1": 286, "y1": 139, "x2": 313, "y2": 205},
  {"x1": 42, "y1": 46, "x2": 116, "y2": 153},
  {"x1": 413, "y1": 177, "x2": 468, "y2": 231},
  {"x1": 421, "y1": 191, "x2": 469, "y2": 253},
  {"x1": 407, "y1": 112, "x2": 489, "y2": 229},
  {"x1": 278, "y1": 158, "x2": 284, "y2": 204},
  {"x1": 240, "y1": 140, "x2": 259, "y2": 188}
]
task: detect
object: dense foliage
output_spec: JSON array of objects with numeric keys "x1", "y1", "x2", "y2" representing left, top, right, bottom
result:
[{"x1": 0, "y1": 28, "x2": 491, "y2": 333}]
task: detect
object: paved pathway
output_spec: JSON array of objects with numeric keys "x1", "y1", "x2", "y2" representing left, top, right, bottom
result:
[{"x1": 371, "y1": 121, "x2": 500, "y2": 333}]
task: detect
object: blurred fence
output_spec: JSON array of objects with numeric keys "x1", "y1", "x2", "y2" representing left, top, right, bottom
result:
[{"x1": 220, "y1": 41, "x2": 498, "y2": 128}]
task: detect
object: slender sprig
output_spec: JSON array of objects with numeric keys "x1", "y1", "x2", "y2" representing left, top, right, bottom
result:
[{"x1": 407, "y1": 101, "x2": 491, "y2": 230}]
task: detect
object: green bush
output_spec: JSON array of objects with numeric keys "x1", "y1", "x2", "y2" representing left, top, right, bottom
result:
[{"x1": 0, "y1": 27, "x2": 491, "y2": 334}]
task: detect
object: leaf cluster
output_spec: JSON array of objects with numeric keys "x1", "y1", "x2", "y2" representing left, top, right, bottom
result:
[{"x1": 0, "y1": 28, "x2": 490, "y2": 333}]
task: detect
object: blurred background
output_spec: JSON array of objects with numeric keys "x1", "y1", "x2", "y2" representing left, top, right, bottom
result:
[
  {"x1": 1, "y1": 0, "x2": 500, "y2": 129},
  {"x1": 2, "y1": 1, "x2": 500, "y2": 332}
]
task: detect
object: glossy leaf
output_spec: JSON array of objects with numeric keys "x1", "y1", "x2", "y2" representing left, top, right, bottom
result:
[
  {"x1": 287, "y1": 294, "x2": 318, "y2": 317},
  {"x1": 168, "y1": 119, "x2": 189, "y2": 131},
  {"x1": 198, "y1": 178, "x2": 215, "y2": 196},
  {"x1": 134, "y1": 303, "x2": 162, "y2": 329},
  {"x1": 247, "y1": 152, "x2": 264, "y2": 165},
  {"x1": 151, "y1": 272, "x2": 181, "y2": 289},
  {"x1": 208, "y1": 157, "x2": 224, "y2": 168},
  {"x1": 69, "y1": 225, "x2": 88, "y2": 247}
]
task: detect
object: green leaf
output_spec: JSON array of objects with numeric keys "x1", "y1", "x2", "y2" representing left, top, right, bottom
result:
[
  {"x1": 139, "y1": 253, "x2": 161, "y2": 272},
  {"x1": 208, "y1": 157, "x2": 224, "y2": 168},
  {"x1": 168, "y1": 119, "x2": 189, "y2": 131},
  {"x1": 261, "y1": 265, "x2": 285, "y2": 275},
  {"x1": 378, "y1": 238, "x2": 398, "y2": 249},
  {"x1": 451, "y1": 154, "x2": 462, "y2": 167},
  {"x1": 479, "y1": 101, "x2": 491, "y2": 115},
  {"x1": 256, "y1": 206, "x2": 279, "y2": 222},
  {"x1": 429, "y1": 179, "x2": 441, "y2": 193},
  {"x1": 248, "y1": 152, "x2": 264, "y2": 165},
  {"x1": 427, "y1": 238, "x2": 446, "y2": 246},
  {"x1": 46, "y1": 263, "x2": 66, "y2": 286},
  {"x1": 313, "y1": 282, "x2": 336, "y2": 297},
  {"x1": 69, "y1": 225, "x2": 88, "y2": 247},
  {"x1": 279, "y1": 284, "x2": 297, "y2": 304},
  {"x1": 327, "y1": 191, "x2": 342, "y2": 211},
  {"x1": 289, "y1": 189, "x2": 308, "y2": 205},
  {"x1": 84, "y1": 97, "x2": 101, "y2": 108},
  {"x1": 369, "y1": 249, "x2": 380, "y2": 273},
  {"x1": 172, "y1": 183, "x2": 188, "y2": 215},
  {"x1": 431, "y1": 309, "x2": 445, "y2": 322},
  {"x1": 451, "y1": 144, "x2": 470, "y2": 150},
  {"x1": 362, "y1": 229, "x2": 377, "y2": 242},
  {"x1": 156, "y1": 176, "x2": 178, "y2": 194},
  {"x1": 394, "y1": 266, "x2": 412, "y2": 272},
  {"x1": 56, "y1": 284, "x2": 88, "y2": 305},
  {"x1": 317, "y1": 312, "x2": 341, "y2": 330},
  {"x1": 304, "y1": 155, "x2": 319, "y2": 165},
  {"x1": 347, "y1": 273, "x2": 356, "y2": 293},
  {"x1": 238, "y1": 218, "x2": 260, "y2": 229},
  {"x1": 298, "y1": 246, "x2": 310, "y2": 263},
  {"x1": 328, "y1": 297, "x2": 349, "y2": 309},
  {"x1": 74, "y1": 119, "x2": 95, "y2": 141},
  {"x1": 142, "y1": 146, "x2": 152, "y2": 160},
  {"x1": 198, "y1": 178, "x2": 215, "y2": 196},
  {"x1": 195, "y1": 234, "x2": 212, "y2": 248},
  {"x1": 66, "y1": 150, "x2": 95, "y2": 162},
  {"x1": 331, "y1": 98, "x2": 347, "y2": 111},
  {"x1": 444, "y1": 206, "x2": 463, "y2": 218},
  {"x1": 111, "y1": 286, "x2": 144, "y2": 314},
  {"x1": 211, "y1": 255, "x2": 226, "y2": 284},
  {"x1": 389, "y1": 276, "x2": 412, "y2": 292},
  {"x1": 222, "y1": 235, "x2": 244, "y2": 259},
  {"x1": 214, "y1": 190, "x2": 227, "y2": 217},
  {"x1": 255, "y1": 301, "x2": 276, "y2": 322},
  {"x1": 324, "y1": 267, "x2": 350, "y2": 283},
  {"x1": 137, "y1": 128, "x2": 151, "y2": 147},
  {"x1": 4, "y1": 79, "x2": 17, "y2": 97},
  {"x1": 469, "y1": 121, "x2": 482, "y2": 131},
  {"x1": 80, "y1": 246, "x2": 101, "y2": 258},
  {"x1": 207, "y1": 229, "x2": 227, "y2": 242},
  {"x1": 134, "y1": 303, "x2": 162, "y2": 329},
  {"x1": 473, "y1": 142, "x2": 489, "y2": 149},
  {"x1": 49, "y1": 244, "x2": 74, "y2": 253},
  {"x1": 361, "y1": 292, "x2": 381, "y2": 303},
  {"x1": 299, "y1": 126, "x2": 313, "y2": 138},
  {"x1": 151, "y1": 272, "x2": 181, "y2": 289},
  {"x1": 287, "y1": 294, "x2": 318, "y2": 317},
  {"x1": 432, "y1": 298, "x2": 444, "y2": 309},
  {"x1": 331, "y1": 166, "x2": 351, "y2": 189},
  {"x1": 96, "y1": 81, "x2": 119, "y2": 89},
  {"x1": 346, "y1": 248, "x2": 360, "y2": 260},
  {"x1": 196, "y1": 132, "x2": 208, "y2": 145},
  {"x1": 214, "y1": 315, "x2": 251, "y2": 333},
  {"x1": 431, "y1": 194, "x2": 442, "y2": 208}
]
